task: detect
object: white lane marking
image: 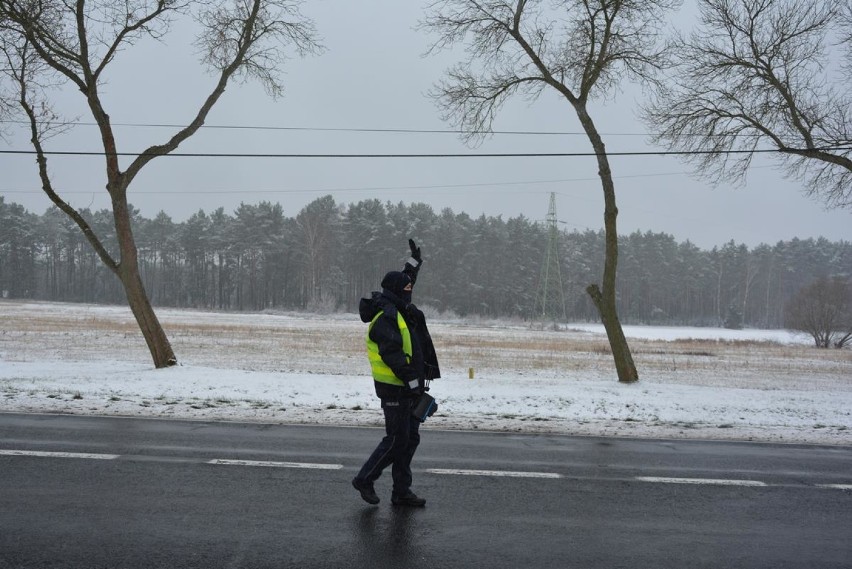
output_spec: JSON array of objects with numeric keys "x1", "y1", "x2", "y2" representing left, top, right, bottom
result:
[
  {"x1": 636, "y1": 476, "x2": 767, "y2": 487},
  {"x1": 207, "y1": 459, "x2": 343, "y2": 470},
  {"x1": 3, "y1": 450, "x2": 836, "y2": 490},
  {"x1": 0, "y1": 449, "x2": 119, "y2": 460},
  {"x1": 427, "y1": 468, "x2": 562, "y2": 479}
]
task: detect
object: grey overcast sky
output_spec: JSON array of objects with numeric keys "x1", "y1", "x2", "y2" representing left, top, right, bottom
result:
[{"x1": 1, "y1": 1, "x2": 849, "y2": 249}]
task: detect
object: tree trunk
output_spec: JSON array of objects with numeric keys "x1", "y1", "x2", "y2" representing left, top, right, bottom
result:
[
  {"x1": 112, "y1": 189, "x2": 177, "y2": 368},
  {"x1": 577, "y1": 105, "x2": 639, "y2": 383},
  {"x1": 598, "y1": 273, "x2": 638, "y2": 381},
  {"x1": 587, "y1": 283, "x2": 639, "y2": 382},
  {"x1": 119, "y1": 264, "x2": 177, "y2": 368}
]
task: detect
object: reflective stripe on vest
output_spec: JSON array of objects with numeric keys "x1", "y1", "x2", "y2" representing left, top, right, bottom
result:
[{"x1": 366, "y1": 310, "x2": 411, "y2": 386}]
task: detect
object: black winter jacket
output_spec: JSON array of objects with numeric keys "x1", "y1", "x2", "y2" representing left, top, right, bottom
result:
[{"x1": 359, "y1": 290, "x2": 441, "y2": 399}]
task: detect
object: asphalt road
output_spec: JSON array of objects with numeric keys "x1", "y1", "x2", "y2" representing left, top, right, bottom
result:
[{"x1": 1, "y1": 413, "x2": 850, "y2": 568}]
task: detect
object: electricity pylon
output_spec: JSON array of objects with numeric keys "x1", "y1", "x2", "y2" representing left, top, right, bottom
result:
[{"x1": 533, "y1": 193, "x2": 567, "y2": 322}]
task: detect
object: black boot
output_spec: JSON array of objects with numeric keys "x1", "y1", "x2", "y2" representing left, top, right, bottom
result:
[
  {"x1": 391, "y1": 491, "x2": 426, "y2": 507},
  {"x1": 352, "y1": 477, "x2": 379, "y2": 505}
]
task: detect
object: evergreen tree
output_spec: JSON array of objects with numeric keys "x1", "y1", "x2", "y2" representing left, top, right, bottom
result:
[{"x1": 1, "y1": 197, "x2": 850, "y2": 330}]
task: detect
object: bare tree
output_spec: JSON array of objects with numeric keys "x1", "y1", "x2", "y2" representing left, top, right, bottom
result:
[
  {"x1": 785, "y1": 276, "x2": 852, "y2": 348},
  {"x1": 643, "y1": 0, "x2": 852, "y2": 209},
  {"x1": 0, "y1": 0, "x2": 321, "y2": 367},
  {"x1": 421, "y1": 0, "x2": 679, "y2": 382}
]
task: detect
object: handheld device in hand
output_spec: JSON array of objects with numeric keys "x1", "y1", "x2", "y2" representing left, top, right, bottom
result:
[{"x1": 412, "y1": 393, "x2": 437, "y2": 422}]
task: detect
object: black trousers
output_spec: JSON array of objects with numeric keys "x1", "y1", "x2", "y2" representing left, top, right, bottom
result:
[{"x1": 355, "y1": 395, "x2": 421, "y2": 496}]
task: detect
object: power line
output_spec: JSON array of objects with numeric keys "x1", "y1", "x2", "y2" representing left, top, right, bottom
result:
[
  {"x1": 3, "y1": 121, "x2": 851, "y2": 154},
  {"x1": 0, "y1": 181, "x2": 557, "y2": 195},
  {"x1": 0, "y1": 119, "x2": 641, "y2": 137},
  {"x1": 1, "y1": 147, "x2": 838, "y2": 158},
  {"x1": 0, "y1": 164, "x2": 784, "y2": 196}
]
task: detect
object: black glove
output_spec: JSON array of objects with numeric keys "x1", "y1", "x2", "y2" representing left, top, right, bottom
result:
[
  {"x1": 404, "y1": 238, "x2": 423, "y2": 284},
  {"x1": 408, "y1": 239, "x2": 422, "y2": 265}
]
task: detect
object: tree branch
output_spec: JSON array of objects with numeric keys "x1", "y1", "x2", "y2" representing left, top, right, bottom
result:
[
  {"x1": 10, "y1": 39, "x2": 118, "y2": 273},
  {"x1": 643, "y1": 0, "x2": 852, "y2": 209}
]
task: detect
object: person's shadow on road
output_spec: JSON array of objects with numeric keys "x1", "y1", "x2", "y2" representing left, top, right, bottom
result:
[{"x1": 350, "y1": 505, "x2": 431, "y2": 569}]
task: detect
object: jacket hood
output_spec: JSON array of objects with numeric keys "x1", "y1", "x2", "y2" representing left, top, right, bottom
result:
[
  {"x1": 359, "y1": 292, "x2": 380, "y2": 323},
  {"x1": 359, "y1": 290, "x2": 405, "y2": 323}
]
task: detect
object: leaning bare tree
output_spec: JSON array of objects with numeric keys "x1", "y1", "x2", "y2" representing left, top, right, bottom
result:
[
  {"x1": 0, "y1": 0, "x2": 321, "y2": 367},
  {"x1": 643, "y1": 0, "x2": 852, "y2": 209},
  {"x1": 421, "y1": 0, "x2": 679, "y2": 382}
]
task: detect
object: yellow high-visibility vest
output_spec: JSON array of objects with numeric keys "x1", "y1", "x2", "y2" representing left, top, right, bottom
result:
[{"x1": 366, "y1": 310, "x2": 411, "y2": 386}]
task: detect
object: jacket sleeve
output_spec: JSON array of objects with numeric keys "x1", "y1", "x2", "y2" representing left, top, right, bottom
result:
[
  {"x1": 408, "y1": 306, "x2": 441, "y2": 380},
  {"x1": 369, "y1": 313, "x2": 421, "y2": 389}
]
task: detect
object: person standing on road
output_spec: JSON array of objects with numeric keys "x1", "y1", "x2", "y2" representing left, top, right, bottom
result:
[{"x1": 352, "y1": 239, "x2": 441, "y2": 507}]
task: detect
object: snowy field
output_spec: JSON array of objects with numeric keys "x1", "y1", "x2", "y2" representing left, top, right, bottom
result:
[{"x1": 0, "y1": 299, "x2": 850, "y2": 446}]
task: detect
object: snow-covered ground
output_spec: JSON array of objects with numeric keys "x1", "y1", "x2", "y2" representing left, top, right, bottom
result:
[{"x1": 0, "y1": 300, "x2": 850, "y2": 445}]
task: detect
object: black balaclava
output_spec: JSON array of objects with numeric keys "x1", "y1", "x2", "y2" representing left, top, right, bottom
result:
[{"x1": 381, "y1": 271, "x2": 413, "y2": 304}]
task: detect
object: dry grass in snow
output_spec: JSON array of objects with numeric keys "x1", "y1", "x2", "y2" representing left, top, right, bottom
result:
[{"x1": 0, "y1": 299, "x2": 850, "y2": 445}]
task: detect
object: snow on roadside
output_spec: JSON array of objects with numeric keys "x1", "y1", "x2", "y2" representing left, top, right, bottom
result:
[
  {"x1": 0, "y1": 300, "x2": 849, "y2": 445},
  {"x1": 1, "y1": 358, "x2": 849, "y2": 446}
]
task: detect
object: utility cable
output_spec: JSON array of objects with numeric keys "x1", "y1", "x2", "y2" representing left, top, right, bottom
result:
[{"x1": 3, "y1": 147, "x2": 846, "y2": 158}]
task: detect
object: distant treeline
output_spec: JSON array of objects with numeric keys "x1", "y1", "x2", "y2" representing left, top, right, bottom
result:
[{"x1": 1, "y1": 195, "x2": 850, "y2": 328}]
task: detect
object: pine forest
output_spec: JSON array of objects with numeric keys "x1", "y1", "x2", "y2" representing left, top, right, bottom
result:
[{"x1": 1, "y1": 195, "x2": 849, "y2": 329}]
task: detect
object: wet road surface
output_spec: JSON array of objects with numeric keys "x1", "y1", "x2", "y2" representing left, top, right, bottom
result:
[{"x1": 1, "y1": 413, "x2": 850, "y2": 568}]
